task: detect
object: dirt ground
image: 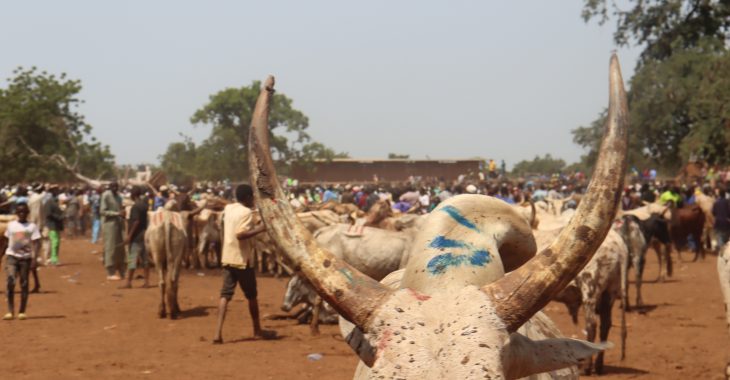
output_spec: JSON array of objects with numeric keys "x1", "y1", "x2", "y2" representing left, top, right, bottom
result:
[{"x1": 1, "y1": 237, "x2": 728, "y2": 379}]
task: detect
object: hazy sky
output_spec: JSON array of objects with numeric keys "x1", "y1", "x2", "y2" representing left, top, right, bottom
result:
[{"x1": 1, "y1": 1, "x2": 641, "y2": 168}]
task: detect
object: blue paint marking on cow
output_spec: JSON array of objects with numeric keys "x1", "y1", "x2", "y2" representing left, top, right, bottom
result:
[
  {"x1": 427, "y1": 253, "x2": 466, "y2": 275},
  {"x1": 469, "y1": 250, "x2": 490, "y2": 266},
  {"x1": 440, "y1": 205, "x2": 480, "y2": 232},
  {"x1": 429, "y1": 235, "x2": 466, "y2": 249},
  {"x1": 426, "y1": 235, "x2": 492, "y2": 275}
]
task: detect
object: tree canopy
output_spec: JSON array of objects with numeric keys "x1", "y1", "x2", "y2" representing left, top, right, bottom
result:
[
  {"x1": 160, "y1": 81, "x2": 347, "y2": 183},
  {"x1": 0, "y1": 67, "x2": 115, "y2": 183},
  {"x1": 582, "y1": 0, "x2": 730, "y2": 62},
  {"x1": 574, "y1": 1, "x2": 730, "y2": 172}
]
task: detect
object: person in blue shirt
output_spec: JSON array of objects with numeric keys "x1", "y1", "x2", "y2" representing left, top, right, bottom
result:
[
  {"x1": 89, "y1": 188, "x2": 102, "y2": 244},
  {"x1": 322, "y1": 186, "x2": 338, "y2": 203},
  {"x1": 153, "y1": 185, "x2": 170, "y2": 210}
]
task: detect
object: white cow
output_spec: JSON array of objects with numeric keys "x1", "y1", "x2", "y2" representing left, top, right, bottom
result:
[
  {"x1": 145, "y1": 209, "x2": 187, "y2": 319},
  {"x1": 340, "y1": 269, "x2": 581, "y2": 379},
  {"x1": 248, "y1": 54, "x2": 628, "y2": 379},
  {"x1": 717, "y1": 243, "x2": 730, "y2": 379}
]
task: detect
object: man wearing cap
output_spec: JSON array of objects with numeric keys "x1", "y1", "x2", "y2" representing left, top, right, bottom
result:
[{"x1": 100, "y1": 181, "x2": 125, "y2": 280}]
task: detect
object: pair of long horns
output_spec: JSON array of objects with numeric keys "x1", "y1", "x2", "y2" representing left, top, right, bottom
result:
[{"x1": 248, "y1": 54, "x2": 628, "y2": 333}]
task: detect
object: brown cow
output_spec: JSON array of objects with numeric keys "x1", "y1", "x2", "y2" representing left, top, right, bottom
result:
[
  {"x1": 668, "y1": 203, "x2": 705, "y2": 261},
  {"x1": 145, "y1": 209, "x2": 187, "y2": 319}
]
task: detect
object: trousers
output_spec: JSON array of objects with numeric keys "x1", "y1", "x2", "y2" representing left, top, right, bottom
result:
[
  {"x1": 91, "y1": 217, "x2": 101, "y2": 244},
  {"x1": 48, "y1": 230, "x2": 61, "y2": 264},
  {"x1": 6, "y1": 256, "x2": 30, "y2": 314}
]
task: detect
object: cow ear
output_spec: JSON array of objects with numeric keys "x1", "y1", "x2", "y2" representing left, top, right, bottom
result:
[{"x1": 502, "y1": 332, "x2": 611, "y2": 379}]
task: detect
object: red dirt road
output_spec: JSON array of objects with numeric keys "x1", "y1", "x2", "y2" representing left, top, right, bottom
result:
[{"x1": 1, "y1": 238, "x2": 728, "y2": 379}]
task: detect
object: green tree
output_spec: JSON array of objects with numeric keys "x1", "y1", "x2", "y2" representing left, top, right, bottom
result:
[
  {"x1": 162, "y1": 81, "x2": 345, "y2": 181},
  {"x1": 188, "y1": 81, "x2": 309, "y2": 180},
  {"x1": 159, "y1": 135, "x2": 198, "y2": 185},
  {"x1": 0, "y1": 67, "x2": 115, "y2": 183},
  {"x1": 582, "y1": 0, "x2": 730, "y2": 62},
  {"x1": 511, "y1": 154, "x2": 566, "y2": 175},
  {"x1": 575, "y1": 1, "x2": 730, "y2": 169},
  {"x1": 388, "y1": 153, "x2": 410, "y2": 159}
]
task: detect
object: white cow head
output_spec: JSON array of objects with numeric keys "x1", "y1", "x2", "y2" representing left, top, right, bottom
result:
[{"x1": 247, "y1": 55, "x2": 629, "y2": 379}]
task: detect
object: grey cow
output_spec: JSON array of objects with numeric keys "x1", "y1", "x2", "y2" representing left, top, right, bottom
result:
[{"x1": 282, "y1": 224, "x2": 415, "y2": 334}]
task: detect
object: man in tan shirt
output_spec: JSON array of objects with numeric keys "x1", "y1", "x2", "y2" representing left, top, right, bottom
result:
[{"x1": 213, "y1": 184, "x2": 268, "y2": 344}]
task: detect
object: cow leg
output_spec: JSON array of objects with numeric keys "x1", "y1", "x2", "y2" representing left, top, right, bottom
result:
[
  {"x1": 169, "y1": 253, "x2": 182, "y2": 319},
  {"x1": 275, "y1": 260, "x2": 284, "y2": 278},
  {"x1": 691, "y1": 234, "x2": 701, "y2": 262},
  {"x1": 622, "y1": 253, "x2": 631, "y2": 311},
  {"x1": 664, "y1": 243, "x2": 673, "y2": 278},
  {"x1": 595, "y1": 291, "x2": 614, "y2": 375},
  {"x1": 297, "y1": 307, "x2": 312, "y2": 325},
  {"x1": 582, "y1": 300, "x2": 598, "y2": 376},
  {"x1": 267, "y1": 253, "x2": 278, "y2": 276},
  {"x1": 310, "y1": 296, "x2": 322, "y2": 336},
  {"x1": 197, "y1": 237, "x2": 207, "y2": 269},
  {"x1": 158, "y1": 268, "x2": 167, "y2": 319},
  {"x1": 703, "y1": 225, "x2": 713, "y2": 251},
  {"x1": 635, "y1": 250, "x2": 645, "y2": 308},
  {"x1": 255, "y1": 250, "x2": 263, "y2": 273},
  {"x1": 654, "y1": 242, "x2": 665, "y2": 282},
  {"x1": 213, "y1": 242, "x2": 222, "y2": 268},
  {"x1": 199, "y1": 240, "x2": 207, "y2": 269}
]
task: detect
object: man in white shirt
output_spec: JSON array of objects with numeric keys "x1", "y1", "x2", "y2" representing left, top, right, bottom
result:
[
  {"x1": 212, "y1": 184, "x2": 269, "y2": 344},
  {"x1": 3, "y1": 203, "x2": 41, "y2": 320}
]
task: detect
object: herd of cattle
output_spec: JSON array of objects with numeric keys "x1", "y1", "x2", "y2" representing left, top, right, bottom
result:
[{"x1": 2, "y1": 55, "x2": 730, "y2": 379}]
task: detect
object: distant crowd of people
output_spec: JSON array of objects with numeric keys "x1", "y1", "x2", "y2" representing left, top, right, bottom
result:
[{"x1": 2, "y1": 169, "x2": 729, "y2": 337}]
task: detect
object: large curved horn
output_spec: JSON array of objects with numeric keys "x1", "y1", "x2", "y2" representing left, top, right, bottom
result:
[
  {"x1": 483, "y1": 54, "x2": 629, "y2": 332},
  {"x1": 247, "y1": 76, "x2": 391, "y2": 330}
]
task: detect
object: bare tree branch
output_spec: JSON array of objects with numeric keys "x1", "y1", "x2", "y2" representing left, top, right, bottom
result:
[{"x1": 18, "y1": 136, "x2": 106, "y2": 188}]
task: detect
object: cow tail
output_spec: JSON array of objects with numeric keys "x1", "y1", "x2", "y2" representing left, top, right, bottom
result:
[
  {"x1": 164, "y1": 211, "x2": 172, "y2": 274},
  {"x1": 528, "y1": 199, "x2": 536, "y2": 229}
]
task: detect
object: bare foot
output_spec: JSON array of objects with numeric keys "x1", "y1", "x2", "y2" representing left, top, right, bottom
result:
[{"x1": 212, "y1": 337, "x2": 223, "y2": 345}]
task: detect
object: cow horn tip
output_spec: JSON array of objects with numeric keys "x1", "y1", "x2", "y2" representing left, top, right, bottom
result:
[{"x1": 264, "y1": 75, "x2": 275, "y2": 91}]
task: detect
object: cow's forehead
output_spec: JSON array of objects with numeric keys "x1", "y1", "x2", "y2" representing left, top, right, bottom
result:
[
  {"x1": 402, "y1": 195, "x2": 535, "y2": 294},
  {"x1": 365, "y1": 286, "x2": 508, "y2": 379}
]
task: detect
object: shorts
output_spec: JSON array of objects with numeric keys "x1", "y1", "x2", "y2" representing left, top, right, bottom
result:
[
  {"x1": 220, "y1": 266, "x2": 257, "y2": 300},
  {"x1": 127, "y1": 234, "x2": 148, "y2": 270}
]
